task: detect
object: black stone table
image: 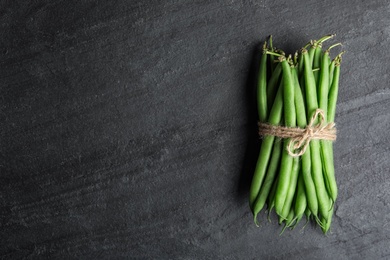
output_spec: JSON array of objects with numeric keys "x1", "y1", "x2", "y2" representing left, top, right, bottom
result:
[{"x1": 1, "y1": 1, "x2": 389, "y2": 259}]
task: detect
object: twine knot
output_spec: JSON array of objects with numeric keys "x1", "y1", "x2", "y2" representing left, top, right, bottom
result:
[{"x1": 258, "y1": 109, "x2": 337, "y2": 157}]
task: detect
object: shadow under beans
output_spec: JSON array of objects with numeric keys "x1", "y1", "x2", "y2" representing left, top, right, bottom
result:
[{"x1": 236, "y1": 44, "x2": 262, "y2": 202}]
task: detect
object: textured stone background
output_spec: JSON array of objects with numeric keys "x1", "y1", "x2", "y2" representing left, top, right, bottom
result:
[{"x1": 1, "y1": 1, "x2": 389, "y2": 259}]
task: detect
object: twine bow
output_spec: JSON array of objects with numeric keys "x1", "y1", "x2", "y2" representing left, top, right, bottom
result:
[{"x1": 258, "y1": 109, "x2": 337, "y2": 157}]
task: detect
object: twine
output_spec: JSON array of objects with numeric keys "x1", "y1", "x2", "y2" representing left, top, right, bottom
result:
[{"x1": 258, "y1": 109, "x2": 337, "y2": 157}]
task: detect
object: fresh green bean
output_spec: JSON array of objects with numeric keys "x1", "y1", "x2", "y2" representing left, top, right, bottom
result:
[
  {"x1": 292, "y1": 60, "x2": 319, "y2": 218},
  {"x1": 275, "y1": 57, "x2": 296, "y2": 218},
  {"x1": 257, "y1": 42, "x2": 268, "y2": 122},
  {"x1": 280, "y1": 157, "x2": 300, "y2": 220},
  {"x1": 267, "y1": 174, "x2": 279, "y2": 222},
  {"x1": 249, "y1": 84, "x2": 284, "y2": 209},
  {"x1": 322, "y1": 199, "x2": 334, "y2": 234},
  {"x1": 308, "y1": 42, "x2": 316, "y2": 67},
  {"x1": 329, "y1": 60, "x2": 335, "y2": 90},
  {"x1": 253, "y1": 137, "x2": 282, "y2": 225},
  {"x1": 301, "y1": 49, "x2": 318, "y2": 117},
  {"x1": 318, "y1": 50, "x2": 338, "y2": 202},
  {"x1": 328, "y1": 58, "x2": 341, "y2": 122},
  {"x1": 281, "y1": 57, "x2": 296, "y2": 131},
  {"x1": 302, "y1": 49, "x2": 331, "y2": 223},
  {"x1": 326, "y1": 43, "x2": 342, "y2": 87},
  {"x1": 266, "y1": 63, "x2": 282, "y2": 111},
  {"x1": 318, "y1": 47, "x2": 329, "y2": 112},
  {"x1": 280, "y1": 208, "x2": 295, "y2": 235},
  {"x1": 313, "y1": 43, "x2": 322, "y2": 85},
  {"x1": 294, "y1": 172, "x2": 307, "y2": 226},
  {"x1": 279, "y1": 66, "x2": 301, "y2": 220}
]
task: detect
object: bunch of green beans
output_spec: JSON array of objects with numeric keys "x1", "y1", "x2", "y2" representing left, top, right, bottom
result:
[{"x1": 249, "y1": 35, "x2": 344, "y2": 234}]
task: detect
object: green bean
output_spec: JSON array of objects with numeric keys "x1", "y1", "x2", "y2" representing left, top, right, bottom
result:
[
  {"x1": 308, "y1": 42, "x2": 316, "y2": 67},
  {"x1": 301, "y1": 49, "x2": 318, "y2": 117},
  {"x1": 294, "y1": 172, "x2": 307, "y2": 225},
  {"x1": 274, "y1": 57, "x2": 296, "y2": 218},
  {"x1": 302, "y1": 49, "x2": 331, "y2": 223},
  {"x1": 249, "y1": 83, "x2": 284, "y2": 209},
  {"x1": 280, "y1": 65, "x2": 300, "y2": 219},
  {"x1": 322, "y1": 53, "x2": 343, "y2": 233},
  {"x1": 257, "y1": 42, "x2": 268, "y2": 122},
  {"x1": 318, "y1": 50, "x2": 338, "y2": 202},
  {"x1": 313, "y1": 43, "x2": 322, "y2": 85},
  {"x1": 308, "y1": 34, "x2": 335, "y2": 71},
  {"x1": 275, "y1": 139, "x2": 294, "y2": 219},
  {"x1": 292, "y1": 63, "x2": 319, "y2": 218},
  {"x1": 322, "y1": 199, "x2": 334, "y2": 234},
  {"x1": 266, "y1": 63, "x2": 282, "y2": 111},
  {"x1": 280, "y1": 157, "x2": 300, "y2": 220},
  {"x1": 328, "y1": 56, "x2": 342, "y2": 122},
  {"x1": 318, "y1": 50, "x2": 330, "y2": 119},
  {"x1": 329, "y1": 60, "x2": 335, "y2": 89},
  {"x1": 267, "y1": 174, "x2": 279, "y2": 222},
  {"x1": 252, "y1": 137, "x2": 282, "y2": 225},
  {"x1": 326, "y1": 44, "x2": 341, "y2": 87},
  {"x1": 281, "y1": 58, "x2": 296, "y2": 131},
  {"x1": 298, "y1": 52, "x2": 304, "y2": 76},
  {"x1": 323, "y1": 54, "x2": 342, "y2": 206},
  {"x1": 280, "y1": 208, "x2": 295, "y2": 235}
]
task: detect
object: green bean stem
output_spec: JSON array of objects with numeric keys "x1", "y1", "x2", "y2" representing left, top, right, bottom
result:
[{"x1": 268, "y1": 35, "x2": 277, "y2": 74}]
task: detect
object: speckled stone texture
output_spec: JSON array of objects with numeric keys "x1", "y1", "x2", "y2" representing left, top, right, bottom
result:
[{"x1": 1, "y1": 0, "x2": 389, "y2": 259}]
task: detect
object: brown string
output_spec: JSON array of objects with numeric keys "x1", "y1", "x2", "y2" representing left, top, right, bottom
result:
[{"x1": 258, "y1": 109, "x2": 337, "y2": 157}]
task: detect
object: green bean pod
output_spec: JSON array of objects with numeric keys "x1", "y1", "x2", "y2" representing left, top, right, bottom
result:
[
  {"x1": 302, "y1": 49, "x2": 331, "y2": 223},
  {"x1": 280, "y1": 157, "x2": 300, "y2": 219},
  {"x1": 280, "y1": 208, "x2": 295, "y2": 235},
  {"x1": 292, "y1": 63, "x2": 319, "y2": 218},
  {"x1": 252, "y1": 137, "x2": 282, "y2": 225},
  {"x1": 294, "y1": 172, "x2": 307, "y2": 226},
  {"x1": 318, "y1": 50, "x2": 338, "y2": 202},
  {"x1": 267, "y1": 174, "x2": 279, "y2": 222},
  {"x1": 266, "y1": 63, "x2": 282, "y2": 111},
  {"x1": 257, "y1": 42, "x2": 268, "y2": 122},
  {"x1": 274, "y1": 58, "x2": 296, "y2": 219},
  {"x1": 249, "y1": 83, "x2": 284, "y2": 209},
  {"x1": 322, "y1": 199, "x2": 334, "y2": 234},
  {"x1": 313, "y1": 43, "x2": 322, "y2": 85},
  {"x1": 328, "y1": 62, "x2": 341, "y2": 122}
]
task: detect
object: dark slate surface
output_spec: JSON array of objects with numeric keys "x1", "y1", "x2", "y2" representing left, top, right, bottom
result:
[{"x1": 1, "y1": 1, "x2": 389, "y2": 259}]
